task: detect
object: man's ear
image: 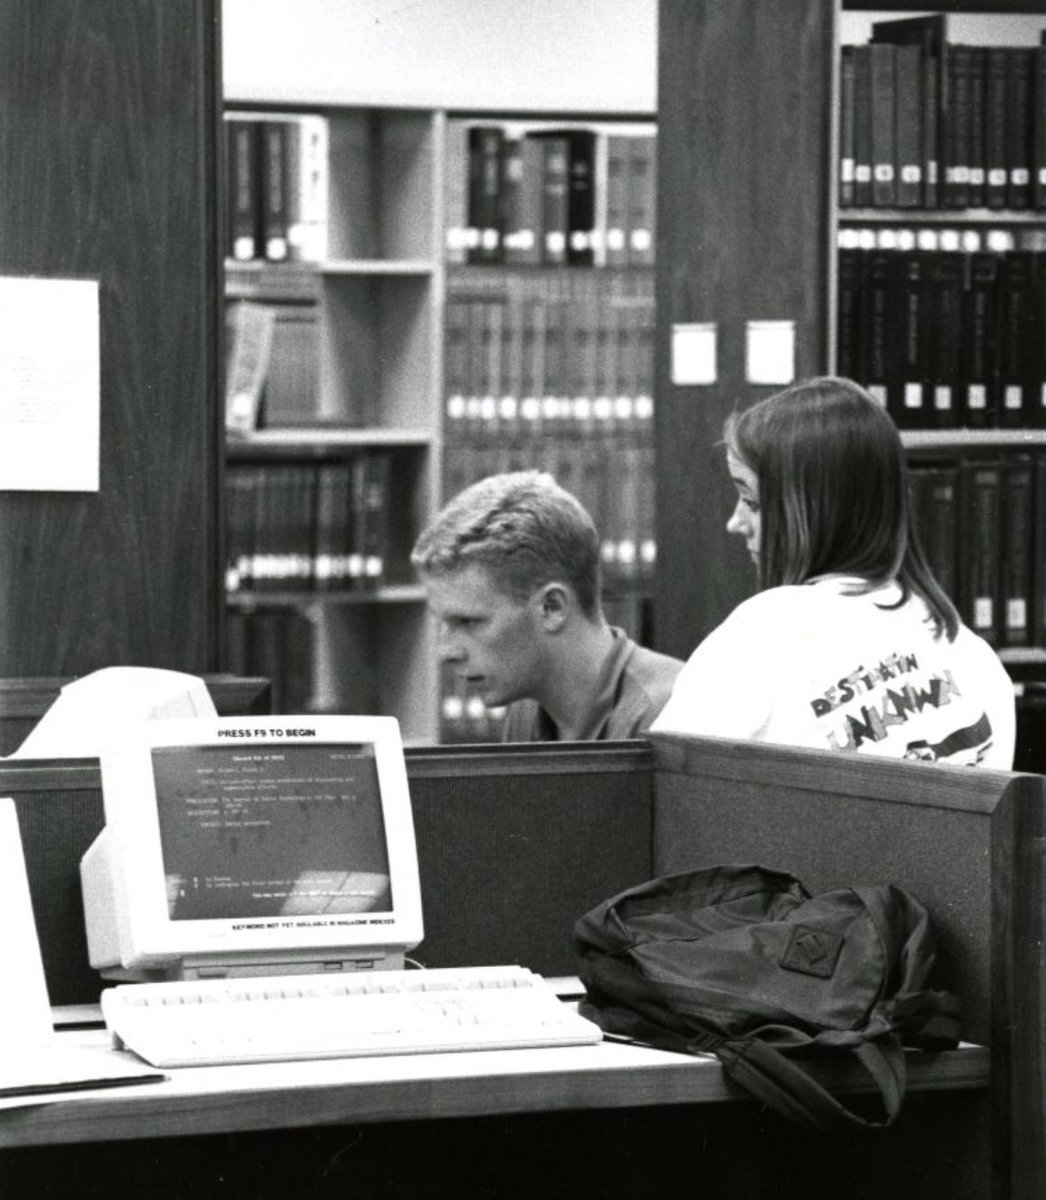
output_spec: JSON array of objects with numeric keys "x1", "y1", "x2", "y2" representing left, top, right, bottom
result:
[{"x1": 537, "y1": 582, "x2": 571, "y2": 632}]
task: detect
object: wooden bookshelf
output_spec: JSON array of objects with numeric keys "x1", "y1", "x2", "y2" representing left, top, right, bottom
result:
[
  {"x1": 655, "y1": 1, "x2": 1046, "y2": 772},
  {"x1": 221, "y1": 106, "x2": 443, "y2": 743},
  {"x1": 223, "y1": 107, "x2": 659, "y2": 743}
]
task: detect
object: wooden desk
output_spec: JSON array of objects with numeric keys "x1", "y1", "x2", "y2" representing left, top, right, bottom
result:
[{"x1": 0, "y1": 1028, "x2": 989, "y2": 1150}]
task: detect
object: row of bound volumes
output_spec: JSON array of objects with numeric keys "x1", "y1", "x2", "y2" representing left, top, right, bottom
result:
[
  {"x1": 227, "y1": 609, "x2": 316, "y2": 715},
  {"x1": 446, "y1": 121, "x2": 656, "y2": 268},
  {"x1": 912, "y1": 453, "x2": 1046, "y2": 649},
  {"x1": 225, "y1": 113, "x2": 329, "y2": 263},
  {"x1": 224, "y1": 301, "x2": 320, "y2": 434},
  {"x1": 837, "y1": 227, "x2": 1046, "y2": 429},
  {"x1": 225, "y1": 457, "x2": 391, "y2": 595},
  {"x1": 444, "y1": 268, "x2": 655, "y2": 581},
  {"x1": 840, "y1": 16, "x2": 1046, "y2": 210}
]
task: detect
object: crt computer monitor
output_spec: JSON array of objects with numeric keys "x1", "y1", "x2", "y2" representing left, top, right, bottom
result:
[{"x1": 81, "y1": 714, "x2": 424, "y2": 982}]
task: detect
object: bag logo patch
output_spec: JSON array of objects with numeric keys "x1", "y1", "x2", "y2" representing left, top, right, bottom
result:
[{"x1": 780, "y1": 925, "x2": 844, "y2": 978}]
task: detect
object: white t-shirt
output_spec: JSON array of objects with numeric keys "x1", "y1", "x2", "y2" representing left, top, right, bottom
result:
[{"x1": 651, "y1": 577, "x2": 1016, "y2": 768}]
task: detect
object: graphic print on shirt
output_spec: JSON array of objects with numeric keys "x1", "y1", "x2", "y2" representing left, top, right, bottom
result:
[{"x1": 808, "y1": 651, "x2": 994, "y2": 764}]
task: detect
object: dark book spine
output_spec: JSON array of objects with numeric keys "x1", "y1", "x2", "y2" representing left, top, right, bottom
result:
[
  {"x1": 910, "y1": 461, "x2": 959, "y2": 602},
  {"x1": 1006, "y1": 47, "x2": 1034, "y2": 211},
  {"x1": 859, "y1": 244, "x2": 893, "y2": 408},
  {"x1": 946, "y1": 45, "x2": 974, "y2": 209},
  {"x1": 467, "y1": 126, "x2": 505, "y2": 264},
  {"x1": 835, "y1": 242, "x2": 862, "y2": 381},
  {"x1": 962, "y1": 250, "x2": 999, "y2": 428},
  {"x1": 966, "y1": 47, "x2": 987, "y2": 209},
  {"x1": 626, "y1": 134, "x2": 656, "y2": 267},
  {"x1": 1001, "y1": 458, "x2": 1035, "y2": 647},
  {"x1": 227, "y1": 118, "x2": 261, "y2": 262},
  {"x1": 564, "y1": 130, "x2": 597, "y2": 267},
  {"x1": 894, "y1": 42, "x2": 923, "y2": 208},
  {"x1": 853, "y1": 45, "x2": 874, "y2": 207},
  {"x1": 839, "y1": 45, "x2": 857, "y2": 207},
  {"x1": 539, "y1": 136, "x2": 570, "y2": 267},
  {"x1": 996, "y1": 249, "x2": 1037, "y2": 429},
  {"x1": 960, "y1": 458, "x2": 1003, "y2": 645},
  {"x1": 926, "y1": 247, "x2": 964, "y2": 430},
  {"x1": 603, "y1": 135, "x2": 631, "y2": 266},
  {"x1": 869, "y1": 42, "x2": 897, "y2": 207},
  {"x1": 892, "y1": 249, "x2": 929, "y2": 427},
  {"x1": 1034, "y1": 43, "x2": 1046, "y2": 211},
  {"x1": 984, "y1": 47, "x2": 1009, "y2": 210},
  {"x1": 260, "y1": 120, "x2": 290, "y2": 262}
]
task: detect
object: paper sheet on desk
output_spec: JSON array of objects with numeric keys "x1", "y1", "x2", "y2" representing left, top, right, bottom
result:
[{"x1": 0, "y1": 1042, "x2": 165, "y2": 1107}]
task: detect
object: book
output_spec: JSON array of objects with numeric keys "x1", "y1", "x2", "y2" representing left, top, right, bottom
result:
[
  {"x1": 984, "y1": 47, "x2": 1009, "y2": 210},
  {"x1": 502, "y1": 134, "x2": 543, "y2": 267},
  {"x1": 891, "y1": 248, "x2": 929, "y2": 428},
  {"x1": 946, "y1": 44, "x2": 975, "y2": 209},
  {"x1": 871, "y1": 14, "x2": 948, "y2": 210},
  {"x1": 226, "y1": 118, "x2": 260, "y2": 261},
  {"x1": 996, "y1": 249, "x2": 1037, "y2": 429},
  {"x1": 858, "y1": 241, "x2": 892, "y2": 408},
  {"x1": 259, "y1": 120, "x2": 290, "y2": 262},
  {"x1": 925, "y1": 242, "x2": 964, "y2": 430},
  {"x1": 869, "y1": 41, "x2": 897, "y2": 208},
  {"x1": 1034, "y1": 42, "x2": 1046, "y2": 211},
  {"x1": 604, "y1": 134, "x2": 632, "y2": 265},
  {"x1": 965, "y1": 46, "x2": 987, "y2": 209},
  {"x1": 839, "y1": 45, "x2": 857, "y2": 207},
  {"x1": 852, "y1": 44, "x2": 874, "y2": 207},
  {"x1": 835, "y1": 238, "x2": 862, "y2": 380},
  {"x1": 467, "y1": 125, "x2": 505, "y2": 264},
  {"x1": 260, "y1": 304, "x2": 319, "y2": 427},
  {"x1": 1000, "y1": 457, "x2": 1035, "y2": 647},
  {"x1": 962, "y1": 249, "x2": 999, "y2": 428},
  {"x1": 959, "y1": 458, "x2": 1003, "y2": 645},
  {"x1": 224, "y1": 301, "x2": 276, "y2": 436},
  {"x1": 1006, "y1": 47, "x2": 1034, "y2": 211},
  {"x1": 561, "y1": 129, "x2": 598, "y2": 266},
  {"x1": 538, "y1": 134, "x2": 570, "y2": 266},
  {"x1": 626, "y1": 135, "x2": 656, "y2": 267},
  {"x1": 894, "y1": 42, "x2": 923, "y2": 208},
  {"x1": 287, "y1": 114, "x2": 329, "y2": 262},
  {"x1": 909, "y1": 461, "x2": 959, "y2": 603}
]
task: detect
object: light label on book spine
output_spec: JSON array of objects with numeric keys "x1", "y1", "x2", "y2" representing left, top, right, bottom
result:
[{"x1": 670, "y1": 323, "x2": 716, "y2": 386}]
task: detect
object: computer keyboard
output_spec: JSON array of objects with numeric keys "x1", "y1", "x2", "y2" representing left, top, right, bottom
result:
[{"x1": 101, "y1": 965, "x2": 602, "y2": 1068}]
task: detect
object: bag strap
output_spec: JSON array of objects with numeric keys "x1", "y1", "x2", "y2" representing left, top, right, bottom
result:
[{"x1": 715, "y1": 1035, "x2": 907, "y2": 1132}]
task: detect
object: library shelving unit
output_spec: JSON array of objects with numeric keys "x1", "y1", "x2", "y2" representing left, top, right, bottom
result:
[
  {"x1": 655, "y1": 1, "x2": 1046, "y2": 771},
  {"x1": 223, "y1": 107, "x2": 443, "y2": 744},
  {"x1": 439, "y1": 115, "x2": 658, "y2": 741},
  {"x1": 222, "y1": 105, "x2": 659, "y2": 744}
]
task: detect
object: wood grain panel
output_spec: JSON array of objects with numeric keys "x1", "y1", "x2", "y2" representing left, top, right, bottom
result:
[
  {"x1": 0, "y1": 1, "x2": 222, "y2": 675},
  {"x1": 654, "y1": 0, "x2": 836, "y2": 657}
]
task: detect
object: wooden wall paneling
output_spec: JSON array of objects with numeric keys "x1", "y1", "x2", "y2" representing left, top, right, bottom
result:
[
  {"x1": 0, "y1": 0, "x2": 223, "y2": 676},
  {"x1": 654, "y1": 0, "x2": 836, "y2": 658}
]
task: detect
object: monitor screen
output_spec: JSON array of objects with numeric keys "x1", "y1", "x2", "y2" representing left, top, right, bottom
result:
[{"x1": 81, "y1": 715, "x2": 424, "y2": 981}]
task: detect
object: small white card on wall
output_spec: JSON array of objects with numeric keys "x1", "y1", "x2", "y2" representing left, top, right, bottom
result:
[
  {"x1": 671, "y1": 322, "x2": 717, "y2": 386},
  {"x1": 746, "y1": 320, "x2": 795, "y2": 386},
  {"x1": 0, "y1": 276, "x2": 100, "y2": 492}
]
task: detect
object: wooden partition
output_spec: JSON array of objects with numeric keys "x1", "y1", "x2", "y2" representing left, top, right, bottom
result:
[
  {"x1": 0, "y1": 675, "x2": 273, "y2": 757},
  {"x1": 650, "y1": 731, "x2": 1046, "y2": 1200}
]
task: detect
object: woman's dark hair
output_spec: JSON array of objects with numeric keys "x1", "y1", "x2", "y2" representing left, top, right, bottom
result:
[{"x1": 723, "y1": 376, "x2": 959, "y2": 640}]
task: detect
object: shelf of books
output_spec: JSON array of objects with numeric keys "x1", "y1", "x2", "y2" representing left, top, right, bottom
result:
[
  {"x1": 221, "y1": 106, "x2": 443, "y2": 742},
  {"x1": 220, "y1": 105, "x2": 658, "y2": 743},
  {"x1": 835, "y1": 13, "x2": 1046, "y2": 706},
  {"x1": 439, "y1": 117, "x2": 658, "y2": 741}
]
